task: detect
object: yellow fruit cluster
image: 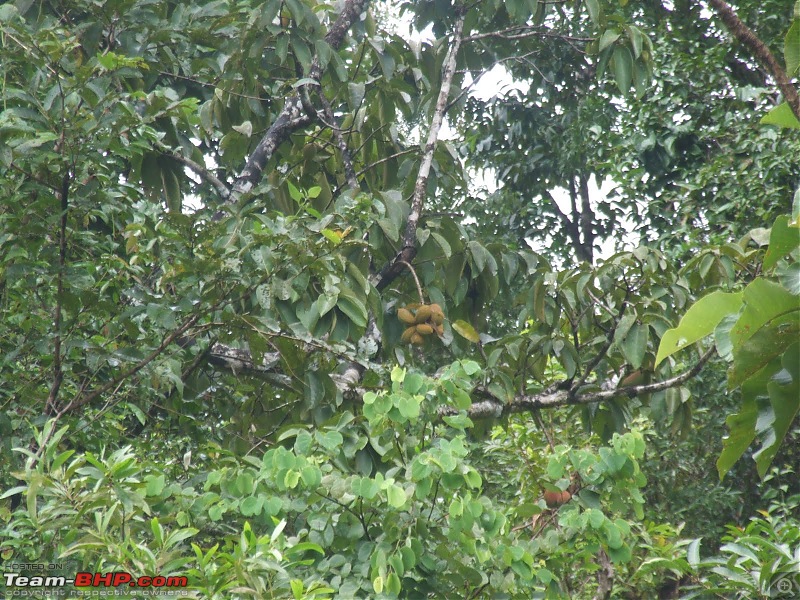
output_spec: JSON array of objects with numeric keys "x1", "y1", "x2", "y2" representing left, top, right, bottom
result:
[{"x1": 398, "y1": 303, "x2": 445, "y2": 345}]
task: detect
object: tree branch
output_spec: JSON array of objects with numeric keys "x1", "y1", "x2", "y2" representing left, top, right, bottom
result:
[
  {"x1": 46, "y1": 170, "x2": 70, "y2": 416},
  {"x1": 707, "y1": 0, "x2": 800, "y2": 120},
  {"x1": 158, "y1": 145, "x2": 231, "y2": 201},
  {"x1": 439, "y1": 346, "x2": 716, "y2": 419},
  {"x1": 230, "y1": 0, "x2": 369, "y2": 200},
  {"x1": 374, "y1": 8, "x2": 467, "y2": 290}
]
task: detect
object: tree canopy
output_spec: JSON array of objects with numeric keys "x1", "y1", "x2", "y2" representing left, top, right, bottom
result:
[{"x1": 1, "y1": 0, "x2": 799, "y2": 598}]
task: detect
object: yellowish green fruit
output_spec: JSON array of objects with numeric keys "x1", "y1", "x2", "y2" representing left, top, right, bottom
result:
[
  {"x1": 415, "y1": 305, "x2": 432, "y2": 323},
  {"x1": 397, "y1": 307, "x2": 416, "y2": 324}
]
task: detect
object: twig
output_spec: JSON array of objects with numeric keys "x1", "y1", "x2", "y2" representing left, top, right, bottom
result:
[
  {"x1": 158, "y1": 145, "x2": 231, "y2": 200},
  {"x1": 398, "y1": 260, "x2": 425, "y2": 304}
]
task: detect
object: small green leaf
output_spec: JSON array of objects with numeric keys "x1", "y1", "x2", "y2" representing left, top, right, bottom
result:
[
  {"x1": 397, "y1": 395, "x2": 420, "y2": 420},
  {"x1": 316, "y1": 430, "x2": 343, "y2": 452},
  {"x1": 764, "y1": 216, "x2": 800, "y2": 270},
  {"x1": 386, "y1": 484, "x2": 406, "y2": 508},
  {"x1": 240, "y1": 496, "x2": 263, "y2": 516},
  {"x1": 232, "y1": 120, "x2": 253, "y2": 137},
  {"x1": 386, "y1": 572, "x2": 401, "y2": 595}
]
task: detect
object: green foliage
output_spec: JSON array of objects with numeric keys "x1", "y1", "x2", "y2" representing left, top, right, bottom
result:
[
  {"x1": 3, "y1": 391, "x2": 681, "y2": 597},
  {"x1": 656, "y1": 219, "x2": 800, "y2": 478},
  {"x1": 686, "y1": 471, "x2": 800, "y2": 599}
]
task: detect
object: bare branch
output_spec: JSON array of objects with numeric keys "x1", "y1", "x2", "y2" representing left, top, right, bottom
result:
[
  {"x1": 203, "y1": 341, "x2": 715, "y2": 422},
  {"x1": 65, "y1": 313, "x2": 202, "y2": 414}
]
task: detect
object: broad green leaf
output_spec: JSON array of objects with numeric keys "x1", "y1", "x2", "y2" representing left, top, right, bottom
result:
[
  {"x1": 431, "y1": 232, "x2": 452, "y2": 259},
  {"x1": 716, "y1": 397, "x2": 757, "y2": 479},
  {"x1": 468, "y1": 240, "x2": 489, "y2": 274},
  {"x1": 613, "y1": 46, "x2": 633, "y2": 94},
  {"x1": 730, "y1": 311, "x2": 800, "y2": 387},
  {"x1": 780, "y1": 263, "x2": 800, "y2": 295},
  {"x1": 162, "y1": 168, "x2": 181, "y2": 213},
  {"x1": 627, "y1": 25, "x2": 645, "y2": 58},
  {"x1": 337, "y1": 291, "x2": 368, "y2": 328},
  {"x1": 729, "y1": 279, "x2": 798, "y2": 352},
  {"x1": 753, "y1": 342, "x2": 800, "y2": 477},
  {"x1": 655, "y1": 291, "x2": 743, "y2": 366},
  {"x1": 621, "y1": 322, "x2": 648, "y2": 370},
  {"x1": 761, "y1": 102, "x2": 800, "y2": 129},
  {"x1": 291, "y1": 37, "x2": 312, "y2": 71},
  {"x1": 785, "y1": 19, "x2": 800, "y2": 76},
  {"x1": 0, "y1": 4, "x2": 20, "y2": 21},
  {"x1": 276, "y1": 33, "x2": 289, "y2": 63},
  {"x1": 599, "y1": 30, "x2": 620, "y2": 52},
  {"x1": 764, "y1": 216, "x2": 800, "y2": 270},
  {"x1": 452, "y1": 320, "x2": 480, "y2": 343},
  {"x1": 585, "y1": 0, "x2": 600, "y2": 25},
  {"x1": 348, "y1": 82, "x2": 365, "y2": 110}
]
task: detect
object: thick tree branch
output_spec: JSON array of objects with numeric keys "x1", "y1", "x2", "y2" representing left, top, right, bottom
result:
[
  {"x1": 707, "y1": 0, "x2": 800, "y2": 120},
  {"x1": 374, "y1": 8, "x2": 467, "y2": 290},
  {"x1": 463, "y1": 25, "x2": 592, "y2": 43},
  {"x1": 230, "y1": 0, "x2": 368, "y2": 200},
  {"x1": 578, "y1": 172, "x2": 594, "y2": 263},
  {"x1": 439, "y1": 346, "x2": 716, "y2": 419},
  {"x1": 592, "y1": 549, "x2": 614, "y2": 600},
  {"x1": 46, "y1": 170, "x2": 70, "y2": 416},
  {"x1": 208, "y1": 337, "x2": 715, "y2": 421}
]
